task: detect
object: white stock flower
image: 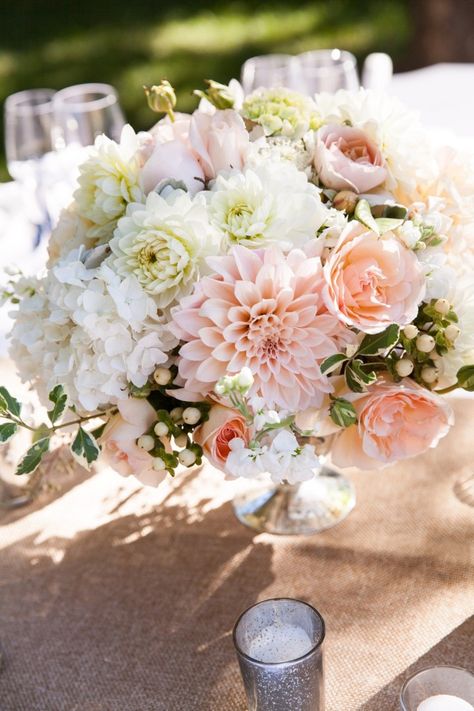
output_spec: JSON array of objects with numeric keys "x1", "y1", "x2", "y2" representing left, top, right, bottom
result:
[
  {"x1": 225, "y1": 438, "x2": 275, "y2": 479},
  {"x1": 266, "y1": 430, "x2": 319, "y2": 484},
  {"x1": 74, "y1": 125, "x2": 144, "y2": 241},
  {"x1": 207, "y1": 160, "x2": 328, "y2": 250},
  {"x1": 397, "y1": 220, "x2": 422, "y2": 249},
  {"x1": 9, "y1": 249, "x2": 177, "y2": 412},
  {"x1": 111, "y1": 189, "x2": 219, "y2": 308}
]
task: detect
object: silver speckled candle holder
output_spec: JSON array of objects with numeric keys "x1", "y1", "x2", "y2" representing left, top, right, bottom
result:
[{"x1": 233, "y1": 598, "x2": 325, "y2": 711}]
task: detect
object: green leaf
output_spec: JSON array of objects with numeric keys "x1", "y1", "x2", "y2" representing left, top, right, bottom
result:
[
  {"x1": 456, "y1": 365, "x2": 474, "y2": 391},
  {"x1": 71, "y1": 427, "x2": 100, "y2": 469},
  {"x1": 329, "y1": 398, "x2": 357, "y2": 428},
  {"x1": 355, "y1": 199, "x2": 379, "y2": 234},
  {"x1": 47, "y1": 384, "x2": 67, "y2": 425},
  {"x1": 375, "y1": 217, "x2": 405, "y2": 234},
  {"x1": 0, "y1": 386, "x2": 21, "y2": 417},
  {"x1": 90, "y1": 422, "x2": 107, "y2": 440},
  {"x1": 345, "y1": 364, "x2": 366, "y2": 393},
  {"x1": 16, "y1": 437, "x2": 50, "y2": 475},
  {"x1": 357, "y1": 325, "x2": 400, "y2": 356},
  {"x1": 345, "y1": 360, "x2": 377, "y2": 392},
  {"x1": 320, "y1": 353, "x2": 348, "y2": 375},
  {"x1": 0, "y1": 422, "x2": 17, "y2": 443}
]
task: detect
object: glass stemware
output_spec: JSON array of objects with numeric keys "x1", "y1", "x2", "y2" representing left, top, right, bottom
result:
[
  {"x1": 298, "y1": 49, "x2": 359, "y2": 94},
  {"x1": 4, "y1": 88, "x2": 56, "y2": 244},
  {"x1": 241, "y1": 54, "x2": 301, "y2": 94},
  {"x1": 52, "y1": 82, "x2": 125, "y2": 149}
]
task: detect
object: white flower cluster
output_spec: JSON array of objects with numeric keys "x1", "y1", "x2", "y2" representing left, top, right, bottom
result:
[{"x1": 9, "y1": 249, "x2": 177, "y2": 411}]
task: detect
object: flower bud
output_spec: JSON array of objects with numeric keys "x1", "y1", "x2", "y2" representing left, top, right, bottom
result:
[
  {"x1": 235, "y1": 366, "x2": 254, "y2": 393},
  {"x1": 182, "y1": 407, "x2": 201, "y2": 425},
  {"x1": 416, "y1": 334, "x2": 435, "y2": 353},
  {"x1": 445, "y1": 324, "x2": 460, "y2": 342},
  {"x1": 434, "y1": 298, "x2": 450, "y2": 315},
  {"x1": 395, "y1": 358, "x2": 414, "y2": 377},
  {"x1": 178, "y1": 448, "x2": 197, "y2": 467},
  {"x1": 193, "y1": 79, "x2": 234, "y2": 110},
  {"x1": 170, "y1": 407, "x2": 184, "y2": 422},
  {"x1": 333, "y1": 190, "x2": 358, "y2": 214},
  {"x1": 174, "y1": 433, "x2": 188, "y2": 448},
  {"x1": 152, "y1": 456, "x2": 166, "y2": 471},
  {"x1": 421, "y1": 366, "x2": 438, "y2": 384},
  {"x1": 143, "y1": 80, "x2": 176, "y2": 120},
  {"x1": 154, "y1": 421, "x2": 169, "y2": 437},
  {"x1": 137, "y1": 434, "x2": 155, "y2": 451},
  {"x1": 403, "y1": 324, "x2": 419, "y2": 339},
  {"x1": 153, "y1": 367, "x2": 172, "y2": 386}
]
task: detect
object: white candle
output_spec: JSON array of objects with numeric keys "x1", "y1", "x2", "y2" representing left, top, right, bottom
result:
[
  {"x1": 248, "y1": 623, "x2": 313, "y2": 663},
  {"x1": 417, "y1": 695, "x2": 474, "y2": 711}
]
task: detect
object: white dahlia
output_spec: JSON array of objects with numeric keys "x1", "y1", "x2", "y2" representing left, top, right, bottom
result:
[
  {"x1": 110, "y1": 189, "x2": 219, "y2": 308},
  {"x1": 207, "y1": 160, "x2": 329, "y2": 251},
  {"x1": 74, "y1": 125, "x2": 144, "y2": 241}
]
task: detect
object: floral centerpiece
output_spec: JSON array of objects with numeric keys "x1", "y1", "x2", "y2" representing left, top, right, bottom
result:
[{"x1": 2, "y1": 79, "x2": 474, "y2": 501}]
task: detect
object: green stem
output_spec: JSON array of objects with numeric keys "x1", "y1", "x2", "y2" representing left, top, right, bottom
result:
[{"x1": 434, "y1": 384, "x2": 459, "y2": 395}]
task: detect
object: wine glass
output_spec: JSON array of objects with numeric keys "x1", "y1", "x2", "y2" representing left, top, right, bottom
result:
[
  {"x1": 241, "y1": 54, "x2": 301, "y2": 94},
  {"x1": 52, "y1": 82, "x2": 125, "y2": 149},
  {"x1": 4, "y1": 88, "x2": 56, "y2": 245},
  {"x1": 297, "y1": 48, "x2": 359, "y2": 94}
]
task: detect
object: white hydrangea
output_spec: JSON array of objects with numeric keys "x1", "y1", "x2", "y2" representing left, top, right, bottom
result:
[
  {"x1": 242, "y1": 87, "x2": 320, "y2": 139},
  {"x1": 47, "y1": 204, "x2": 94, "y2": 266},
  {"x1": 247, "y1": 133, "x2": 316, "y2": 174},
  {"x1": 110, "y1": 189, "x2": 219, "y2": 308},
  {"x1": 74, "y1": 125, "x2": 144, "y2": 241},
  {"x1": 314, "y1": 89, "x2": 437, "y2": 198},
  {"x1": 9, "y1": 249, "x2": 177, "y2": 412},
  {"x1": 207, "y1": 160, "x2": 329, "y2": 250}
]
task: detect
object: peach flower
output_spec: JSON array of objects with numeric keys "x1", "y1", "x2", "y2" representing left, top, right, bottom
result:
[
  {"x1": 141, "y1": 109, "x2": 249, "y2": 195},
  {"x1": 323, "y1": 221, "x2": 425, "y2": 334},
  {"x1": 194, "y1": 404, "x2": 249, "y2": 469},
  {"x1": 101, "y1": 398, "x2": 165, "y2": 487},
  {"x1": 314, "y1": 124, "x2": 387, "y2": 193},
  {"x1": 331, "y1": 377, "x2": 454, "y2": 469},
  {"x1": 171, "y1": 245, "x2": 349, "y2": 411}
]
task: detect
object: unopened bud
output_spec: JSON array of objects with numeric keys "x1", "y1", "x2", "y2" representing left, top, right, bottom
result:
[
  {"x1": 143, "y1": 80, "x2": 176, "y2": 120},
  {"x1": 153, "y1": 367, "x2": 172, "y2": 386},
  {"x1": 416, "y1": 334, "x2": 435, "y2": 353},
  {"x1": 182, "y1": 407, "x2": 201, "y2": 425},
  {"x1": 403, "y1": 324, "x2": 419, "y2": 340},
  {"x1": 170, "y1": 407, "x2": 184, "y2": 422},
  {"x1": 178, "y1": 448, "x2": 197, "y2": 467},
  {"x1": 434, "y1": 298, "x2": 450, "y2": 315},
  {"x1": 395, "y1": 358, "x2": 414, "y2": 377},
  {"x1": 152, "y1": 456, "x2": 166, "y2": 471},
  {"x1": 137, "y1": 434, "x2": 155, "y2": 452},
  {"x1": 421, "y1": 366, "x2": 438, "y2": 384},
  {"x1": 333, "y1": 190, "x2": 358, "y2": 214},
  {"x1": 445, "y1": 324, "x2": 460, "y2": 342},
  {"x1": 154, "y1": 421, "x2": 169, "y2": 437},
  {"x1": 193, "y1": 79, "x2": 234, "y2": 110}
]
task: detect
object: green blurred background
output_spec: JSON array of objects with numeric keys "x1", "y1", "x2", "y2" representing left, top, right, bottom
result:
[{"x1": 0, "y1": 0, "x2": 473, "y2": 180}]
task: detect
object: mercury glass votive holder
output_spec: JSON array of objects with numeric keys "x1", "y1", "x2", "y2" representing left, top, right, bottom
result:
[
  {"x1": 400, "y1": 666, "x2": 474, "y2": 711},
  {"x1": 233, "y1": 598, "x2": 325, "y2": 711}
]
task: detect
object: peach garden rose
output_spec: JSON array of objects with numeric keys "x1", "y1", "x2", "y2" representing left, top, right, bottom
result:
[
  {"x1": 314, "y1": 123, "x2": 387, "y2": 193},
  {"x1": 193, "y1": 404, "x2": 249, "y2": 470},
  {"x1": 330, "y1": 377, "x2": 454, "y2": 470},
  {"x1": 323, "y1": 221, "x2": 426, "y2": 334}
]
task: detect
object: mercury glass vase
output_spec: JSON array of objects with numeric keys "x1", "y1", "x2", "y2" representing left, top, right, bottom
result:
[
  {"x1": 233, "y1": 440, "x2": 355, "y2": 535},
  {"x1": 233, "y1": 598, "x2": 325, "y2": 711}
]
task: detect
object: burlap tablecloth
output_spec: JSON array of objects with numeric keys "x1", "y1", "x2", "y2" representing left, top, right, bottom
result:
[{"x1": 0, "y1": 397, "x2": 473, "y2": 711}]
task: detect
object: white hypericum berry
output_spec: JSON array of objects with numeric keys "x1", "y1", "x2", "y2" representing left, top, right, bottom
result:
[
  {"x1": 152, "y1": 456, "x2": 166, "y2": 471},
  {"x1": 174, "y1": 433, "x2": 188, "y2": 448},
  {"x1": 395, "y1": 358, "x2": 414, "y2": 377},
  {"x1": 170, "y1": 407, "x2": 184, "y2": 422},
  {"x1": 178, "y1": 449, "x2": 197, "y2": 467},
  {"x1": 434, "y1": 298, "x2": 450, "y2": 315},
  {"x1": 445, "y1": 324, "x2": 461, "y2": 342},
  {"x1": 182, "y1": 407, "x2": 201, "y2": 425},
  {"x1": 403, "y1": 324, "x2": 419, "y2": 340},
  {"x1": 416, "y1": 334, "x2": 435, "y2": 353},
  {"x1": 153, "y1": 367, "x2": 172, "y2": 386},
  {"x1": 235, "y1": 366, "x2": 254, "y2": 392},
  {"x1": 421, "y1": 366, "x2": 438, "y2": 384},
  {"x1": 154, "y1": 421, "x2": 169, "y2": 437},
  {"x1": 137, "y1": 434, "x2": 155, "y2": 451}
]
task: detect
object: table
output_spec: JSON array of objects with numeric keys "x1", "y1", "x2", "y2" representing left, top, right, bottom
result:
[{"x1": 0, "y1": 394, "x2": 473, "y2": 710}]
